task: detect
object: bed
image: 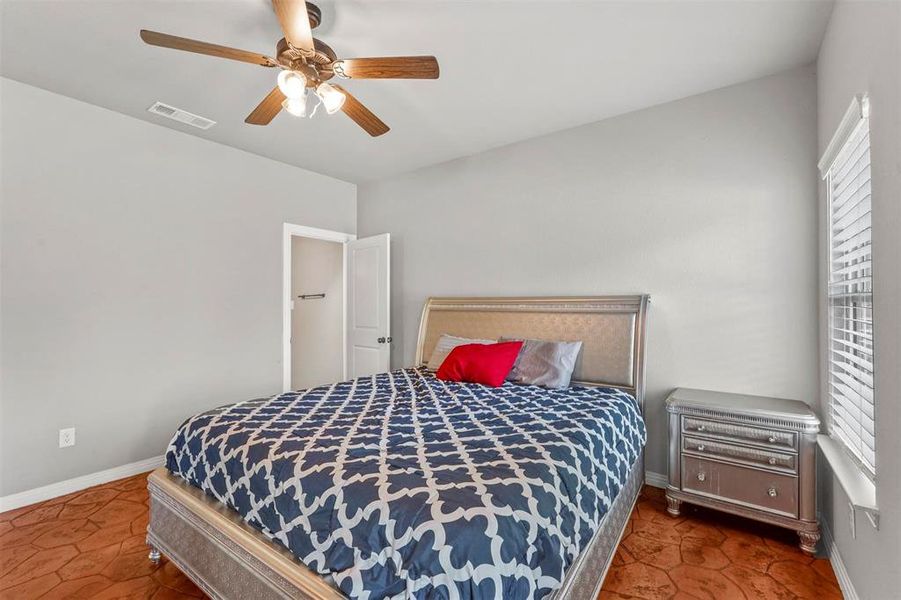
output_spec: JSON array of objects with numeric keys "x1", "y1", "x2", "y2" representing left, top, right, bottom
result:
[{"x1": 146, "y1": 295, "x2": 650, "y2": 599}]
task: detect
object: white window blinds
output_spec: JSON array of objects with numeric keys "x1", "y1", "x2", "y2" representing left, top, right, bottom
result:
[{"x1": 824, "y1": 101, "x2": 875, "y2": 477}]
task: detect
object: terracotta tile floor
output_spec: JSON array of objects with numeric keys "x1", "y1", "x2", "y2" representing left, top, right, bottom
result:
[
  {"x1": 599, "y1": 486, "x2": 843, "y2": 600},
  {"x1": 0, "y1": 474, "x2": 842, "y2": 599},
  {"x1": 0, "y1": 473, "x2": 203, "y2": 599}
]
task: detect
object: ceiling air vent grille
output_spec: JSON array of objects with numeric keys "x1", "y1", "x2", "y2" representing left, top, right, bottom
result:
[{"x1": 147, "y1": 102, "x2": 216, "y2": 130}]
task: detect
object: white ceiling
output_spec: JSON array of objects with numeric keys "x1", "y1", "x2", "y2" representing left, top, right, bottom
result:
[{"x1": 1, "y1": 1, "x2": 833, "y2": 183}]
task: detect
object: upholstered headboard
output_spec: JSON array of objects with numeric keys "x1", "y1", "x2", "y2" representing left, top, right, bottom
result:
[{"x1": 415, "y1": 296, "x2": 650, "y2": 408}]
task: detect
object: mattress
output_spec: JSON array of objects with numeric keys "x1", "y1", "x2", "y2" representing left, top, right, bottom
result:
[{"x1": 166, "y1": 367, "x2": 646, "y2": 599}]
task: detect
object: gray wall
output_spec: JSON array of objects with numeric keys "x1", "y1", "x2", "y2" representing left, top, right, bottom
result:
[
  {"x1": 291, "y1": 237, "x2": 344, "y2": 390},
  {"x1": 816, "y1": 2, "x2": 901, "y2": 597},
  {"x1": 358, "y1": 66, "x2": 819, "y2": 477},
  {"x1": 0, "y1": 79, "x2": 356, "y2": 496}
]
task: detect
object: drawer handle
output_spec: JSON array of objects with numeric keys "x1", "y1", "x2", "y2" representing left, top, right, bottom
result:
[
  {"x1": 697, "y1": 472, "x2": 706, "y2": 482},
  {"x1": 768, "y1": 487, "x2": 778, "y2": 497},
  {"x1": 697, "y1": 425, "x2": 706, "y2": 432},
  {"x1": 767, "y1": 436, "x2": 777, "y2": 443},
  {"x1": 768, "y1": 457, "x2": 777, "y2": 465},
  {"x1": 697, "y1": 444, "x2": 706, "y2": 452}
]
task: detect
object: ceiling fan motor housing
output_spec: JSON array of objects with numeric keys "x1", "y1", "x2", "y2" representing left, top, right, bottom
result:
[{"x1": 276, "y1": 37, "x2": 337, "y2": 82}]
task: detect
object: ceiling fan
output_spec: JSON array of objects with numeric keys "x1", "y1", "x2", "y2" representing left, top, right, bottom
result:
[{"x1": 140, "y1": 0, "x2": 439, "y2": 136}]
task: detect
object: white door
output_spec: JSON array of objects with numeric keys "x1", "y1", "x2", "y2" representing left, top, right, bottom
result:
[{"x1": 346, "y1": 234, "x2": 390, "y2": 378}]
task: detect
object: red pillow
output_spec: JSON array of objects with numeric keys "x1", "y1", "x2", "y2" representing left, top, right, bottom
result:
[{"x1": 436, "y1": 341, "x2": 524, "y2": 387}]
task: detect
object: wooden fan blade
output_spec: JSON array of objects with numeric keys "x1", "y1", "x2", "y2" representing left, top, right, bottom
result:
[
  {"x1": 245, "y1": 87, "x2": 287, "y2": 125},
  {"x1": 332, "y1": 85, "x2": 389, "y2": 137},
  {"x1": 140, "y1": 30, "x2": 274, "y2": 66},
  {"x1": 271, "y1": 0, "x2": 315, "y2": 54},
  {"x1": 334, "y1": 57, "x2": 439, "y2": 79}
]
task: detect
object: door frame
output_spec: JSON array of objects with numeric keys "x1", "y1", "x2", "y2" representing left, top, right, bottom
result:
[{"x1": 282, "y1": 223, "x2": 356, "y2": 393}]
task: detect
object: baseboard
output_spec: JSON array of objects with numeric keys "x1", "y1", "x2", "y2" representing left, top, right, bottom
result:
[
  {"x1": 0, "y1": 455, "x2": 165, "y2": 513},
  {"x1": 645, "y1": 470, "x2": 668, "y2": 489},
  {"x1": 820, "y1": 513, "x2": 859, "y2": 600}
]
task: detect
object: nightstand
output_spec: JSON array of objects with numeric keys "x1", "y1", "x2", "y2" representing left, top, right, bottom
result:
[{"x1": 665, "y1": 388, "x2": 821, "y2": 554}]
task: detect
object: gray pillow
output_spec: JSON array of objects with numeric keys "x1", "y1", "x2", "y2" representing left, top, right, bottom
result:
[
  {"x1": 501, "y1": 337, "x2": 583, "y2": 389},
  {"x1": 427, "y1": 334, "x2": 495, "y2": 370}
]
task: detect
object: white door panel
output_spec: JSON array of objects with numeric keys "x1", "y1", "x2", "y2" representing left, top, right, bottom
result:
[
  {"x1": 352, "y1": 246, "x2": 380, "y2": 328},
  {"x1": 352, "y1": 347, "x2": 382, "y2": 378},
  {"x1": 346, "y1": 234, "x2": 390, "y2": 378}
]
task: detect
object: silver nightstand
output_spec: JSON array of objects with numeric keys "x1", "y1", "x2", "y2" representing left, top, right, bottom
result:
[{"x1": 665, "y1": 388, "x2": 821, "y2": 554}]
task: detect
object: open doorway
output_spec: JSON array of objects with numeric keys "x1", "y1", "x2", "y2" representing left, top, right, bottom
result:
[
  {"x1": 282, "y1": 224, "x2": 355, "y2": 392},
  {"x1": 291, "y1": 236, "x2": 343, "y2": 389}
]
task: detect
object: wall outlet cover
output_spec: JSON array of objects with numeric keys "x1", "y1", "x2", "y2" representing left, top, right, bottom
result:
[{"x1": 59, "y1": 427, "x2": 76, "y2": 448}]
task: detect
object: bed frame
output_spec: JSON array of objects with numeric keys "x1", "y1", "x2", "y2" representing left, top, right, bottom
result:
[{"x1": 147, "y1": 295, "x2": 650, "y2": 599}]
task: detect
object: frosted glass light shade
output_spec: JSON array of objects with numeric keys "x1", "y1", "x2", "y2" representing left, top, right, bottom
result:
[
  {"x1": 282, "y1": 95, "x2": 307, "y2": 117},
  {"x1": 277, "y1": 70, "x2": 307, "y2": 99},
  {"x1": 316, "y1": 82, "x2": 345, "y2": 114}
]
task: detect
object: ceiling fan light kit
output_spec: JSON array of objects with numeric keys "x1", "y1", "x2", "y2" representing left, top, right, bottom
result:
[
  {"x1": 282, "y1": 95, "x2": 308, "y2": 118},
  {"x1": 140, "y1": 0, "x2": 439, "y2": 136}
]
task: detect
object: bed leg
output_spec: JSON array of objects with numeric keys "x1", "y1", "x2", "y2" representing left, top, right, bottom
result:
[{"x1": 148, "y1": 545, "x2": 161, "y2": 564}]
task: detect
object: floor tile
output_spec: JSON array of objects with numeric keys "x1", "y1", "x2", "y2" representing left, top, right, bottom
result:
[
  {"x1": 1, "y1": 573, "x2": 61, "y2": 599},
  {"x1": 720, "y1": 536, "x2": 785, "y2": 573},
  {"x1": 603, "y1": 562, "x2": 678, "y2": 599},
  {"x1": 0, "y1": 544, "x2": 39, "y2": 578},
  {"x1": 57, "y1": 543, "x2": 121, "y2": 580},
  {"x1": 38, "y1": 574, "x2": 114, "y2": 599},
  {"x1": 722, "y1": 564, "x2": 794, "y2": 600},
  {"x1": 668, "y1": 564, "x2": 745, "y2": 599},
  {"x1": 66, "y1": 488, "x2": 119, "y2": 507},
  {"x1": 767, "y1": 560, "x2": 843, "y2": 600},
  {"x1": 622, "y1": 533, "x2": 683, "y2": 570},
  {"x1": 32, "y1": 520, "x2": 98, "y2": 549},
  {"x1": 88, "y1": 500, "x2": 146, "y2": 529},
  {"x1": 679, "y1": 539, "x2": 730, "y2": 570},
  {"x1": 57, "y1": 501, "x2": 107, "y2": 521},
  {"x1": 90, "y1": 575, "x2": 157, "y2": 599},
  {"x1": 0, "y1": 545, "x2": 78, "y2": 590},
  {"x1": 10, "y1": 505, "x2": 64, "y2": 528},
  {"x1": 0, "y1": 521, "x2": 59, "y2": 548},
  {"x1": 74, "y1": 522, "x2": 133, "y2": 553},
  {"x1": 601, "y1": 488, "x2": 841, "y2": 599}
]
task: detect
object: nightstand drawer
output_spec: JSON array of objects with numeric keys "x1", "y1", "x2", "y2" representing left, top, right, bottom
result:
[
  {"x1": 682, "y1": 456, "x2": 798, "y2": 518},
  {"x1": 683, "y1": 436, "x2": 797, "y2": 473},
  {"x1": 682, "y1": 416, "x2": 797, "y2": 451}
]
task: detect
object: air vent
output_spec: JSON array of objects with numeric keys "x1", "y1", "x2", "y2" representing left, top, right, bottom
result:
[{"x1": 147, "y1": 102, "x2": 216, "y2": 130}]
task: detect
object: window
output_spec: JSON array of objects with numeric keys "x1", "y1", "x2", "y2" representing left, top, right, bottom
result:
[{"x1": 821, "y1": 96, "x2": 875, "y2": 477}]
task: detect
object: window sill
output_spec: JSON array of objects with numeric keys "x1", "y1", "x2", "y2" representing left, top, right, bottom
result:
[{"x1": 817, "y1": 434, "x2": 879, "y2": 529}]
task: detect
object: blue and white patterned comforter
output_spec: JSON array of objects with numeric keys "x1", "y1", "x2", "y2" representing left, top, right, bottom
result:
[{"x1": 166, "y1": 367, "x2": 646, "y2": 600}]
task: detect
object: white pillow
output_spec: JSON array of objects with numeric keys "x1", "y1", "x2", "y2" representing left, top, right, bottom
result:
[{"x1": 427, "y1": 334, "x2": 494, "y2": 370}]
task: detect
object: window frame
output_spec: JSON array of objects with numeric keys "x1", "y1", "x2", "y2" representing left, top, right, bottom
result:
[{"x1": 819, "y1": 94, "x2": 876, "y2": 481}]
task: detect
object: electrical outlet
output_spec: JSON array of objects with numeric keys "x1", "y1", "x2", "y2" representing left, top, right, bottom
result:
[{"x1": 59, "y1": 427, "x2": 76, "y2": 448}]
